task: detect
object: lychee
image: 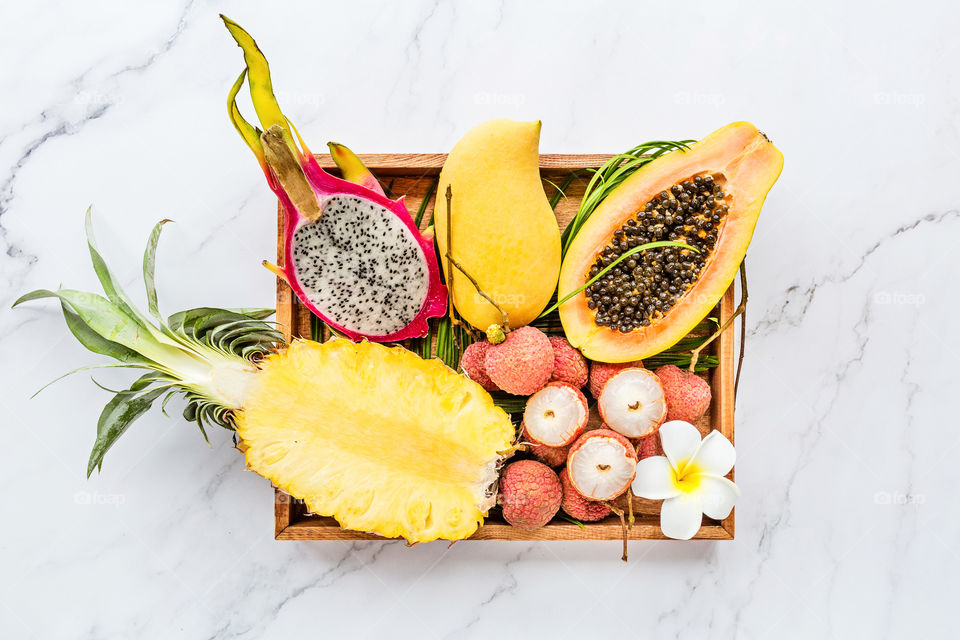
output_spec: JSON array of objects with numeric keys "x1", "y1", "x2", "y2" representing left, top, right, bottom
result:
[
  {"x1": 498, "y1": 460, "x2": 562, "y2": 529},
  {"x1": 588, "y1": 360, "x2": 644, "y2": 398},
  {"x1": 634, "y1": 432, "x2": 662, "y2": 460},
  {"x1": 484, "y1": 326, "x2": 554, "y2": 396},
  {"x1": 548, "y1": 336, "x2": 588, "y2": 388},
  {"x1": 566, "y1": 429, "x2": 637, "y2": 501},
  {"x1": 559, "y1": 468, "x2": 612, "y2": 522},
  {"x1": 528, "y1": 441, "x2": 570, "y2": 468},
  {"x1": 655, "y1": 365, "x2": 712, "y2": 423},
  {"x1": 459, "y1": 341, "x2": 498, "y2": 391},
  {"x1": 522, "y1": 381, "x2": 589, "y2": 447},
  {"x1": 598, "y1": 368, "x2": 667, "y2": 438}
]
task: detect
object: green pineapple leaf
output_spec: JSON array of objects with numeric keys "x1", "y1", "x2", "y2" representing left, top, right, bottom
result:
[
  {"x1": 87, "y1": 377, "x2": 168, "y2": 477},
  {"x1": 143, "y1": 218, "x2": 172, "y2": 320}
]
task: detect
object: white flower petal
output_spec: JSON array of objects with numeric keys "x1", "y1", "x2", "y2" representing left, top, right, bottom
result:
[
  {"x1": 689, "y1": 430, "x2": 736, "y2": 477},
  {"x1": 658, "y1": 420, "x2": 702, "y2": 469},
  {"x1": 695, "y1": 474, "x2": 740, "y2": 520},
  {"x1": 632, "y1": 456, "x2": 682, "y2": 500},
  {"x1": 660, "y1": 493, "x2": 703, "y2": 540}
]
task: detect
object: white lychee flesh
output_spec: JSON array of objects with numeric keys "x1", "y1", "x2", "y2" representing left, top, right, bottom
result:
[
  {"x1": 523, "y1": 383, "x2": 587, "y2": 447},
  {"x1": 567, "y1": 435, "x2": 635, "y2": 501},
  {"x1": 598, "y1": 368, "x2": 666, "y2": 438}
]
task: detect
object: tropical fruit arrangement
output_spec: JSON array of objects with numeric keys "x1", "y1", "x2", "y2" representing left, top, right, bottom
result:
[{"x1": 15, "y1": 17, "x2": 782, "y2": 553}]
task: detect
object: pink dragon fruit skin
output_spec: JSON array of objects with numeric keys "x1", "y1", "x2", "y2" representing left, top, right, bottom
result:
[
  {"x1": 222, "y1": 16, "x2": 446, "y2": 342},
  {"x1": 279, "y1": 155, "x2": 447, "y2": 341}
]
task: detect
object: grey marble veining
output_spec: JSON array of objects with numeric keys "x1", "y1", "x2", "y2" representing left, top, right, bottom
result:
[{"x1": 1, "y1": 1, "x2": 956, "y2": 637}]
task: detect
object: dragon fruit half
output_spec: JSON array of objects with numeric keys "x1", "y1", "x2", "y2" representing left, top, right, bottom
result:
[{"x1": 222, "y1": 16, "x2": 446, "y2": 341}]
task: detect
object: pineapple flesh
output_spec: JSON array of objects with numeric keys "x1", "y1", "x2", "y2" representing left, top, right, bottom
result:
[{"x1": 236, "y1": 339, "x2": 516, "y2": 542}]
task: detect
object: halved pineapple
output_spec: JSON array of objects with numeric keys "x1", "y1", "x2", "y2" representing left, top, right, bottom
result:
[{"x1": 236, "y1": 339, "x2": 516, "y2": 542}]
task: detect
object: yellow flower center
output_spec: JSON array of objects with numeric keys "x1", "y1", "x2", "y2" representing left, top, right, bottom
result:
[{"x1": 671, "y1": 459, "x2": 703, "y2": 494}]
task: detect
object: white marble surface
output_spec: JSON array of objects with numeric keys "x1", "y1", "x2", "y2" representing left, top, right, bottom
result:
[{"x1": 1, "y1": 1, "x2": 956, "y2": 637}]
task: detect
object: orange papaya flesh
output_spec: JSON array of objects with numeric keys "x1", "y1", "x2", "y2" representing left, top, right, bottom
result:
[{"x1": 558, "y1": 122, "x2": 783, "y2": 362}]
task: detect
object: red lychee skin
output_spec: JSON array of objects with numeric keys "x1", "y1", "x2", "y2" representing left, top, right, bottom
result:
[
  {"x1": 529, "y1": 442, "x2": 570, "y2": 467},
  {"x1": 559, "y1": 468, "x2": 612, "y2": 522},
  {"x1": 566, "y1": 428, "x2": 637, "y2": 500},
  {"x1": 548, "y1": 336, "x2": 588, "y2": 388},
  {"x1": 484, "y1": 326, "x2": 554, "y2": 396},
  {"x1": 633, "y1": 432, "x2": 663, "y2": 460},
  {"x1": 522, "y1": 420, "x2": 572, "y2": 467},
  {"x1": 588, "y1": 360, "x2": 644, "y2": 398},
  {"x1": 459, "y1": 341, "x2": 498, "y2": 391},
  {"x1": 655, "y1": 365, "x2": 713, "y2": 423},
  {"x1": 521, "y1": 418, "x2": 570, "y2": 467},
  {"x1": 522, "y1": 381, "x2": 589, "y2": 447},
  {"x1": 498, "y1": 460, "x2": 562, "y2": 529}
]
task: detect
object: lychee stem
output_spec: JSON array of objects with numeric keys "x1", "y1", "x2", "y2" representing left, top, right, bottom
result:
[
  {"x1": 604, "y1": 502, "x2": 629, "y2": 562},
  {"x1": 498, "y1": 429, "x2": 530, "y2": 457},
  {"x1": 496, "y1": 443, "x2": 528, "y2": 457},
  {"x1": 444, "y1": 186, "x2": 511, "y2": 332},
  {"x1": 735, "y1": 260, "x2": 748, "y2": 399},
  {"x1": 485, "y1": 324, "x2": 506, "y2": 345},
  {"x1": 688, "y1": 260, "x2": 748, "y2": 372},
  {"x1": 441, "y1": 186, "x2": 478, "y2": 347}
]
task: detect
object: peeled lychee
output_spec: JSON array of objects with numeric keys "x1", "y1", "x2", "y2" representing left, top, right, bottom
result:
[
  {"x1": 498, "y1": 460, "x2": 562, "y2": 529},
  {"x1": 522, "y1": 381, "x2": 589, "y2": 447},
  {"x1": 484, "y1": 326, "x2": 554, "y2": 395},
  {"x1": 559, "y1": 468, "x2": 612, "y2": 522},
  {"x1": 548, "y1": 336, "x2": 588, "y2": 388},
  {"x1": 566, "y1": 429, "x2": 637, "y2": 501},
  {"x1": 598, "y1": 368, "x2": 667, "y2": 438},
  {"x1": 460, "y1": 341, "x2": 498, "y2": 391},
  {"x1": 655, "y1": 365, "x2": 712, "y2": 423},
  {"x1": 588, "y1": 360, "x2": 644, "y2": 398}
]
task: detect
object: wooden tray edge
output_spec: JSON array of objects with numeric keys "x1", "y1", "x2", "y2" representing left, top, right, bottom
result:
[
  {"x1": 276, "y1": 518, "x2": 733, "y2": 541},
  {"x1": 310, "y1": 153, "x2": 618, "y2": 175}
]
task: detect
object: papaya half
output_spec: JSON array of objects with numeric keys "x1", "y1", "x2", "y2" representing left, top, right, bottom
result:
[{"x1": 559, "y1": 122, "x2": 783, "y2": 362}]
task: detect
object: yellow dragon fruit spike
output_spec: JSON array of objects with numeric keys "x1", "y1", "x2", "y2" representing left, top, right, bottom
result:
[
  {"x1": 285, "y1": 117, "x2": 319, "y2": 167},
  {"x1": 220, "y1": 15, "x2": 294, "y2": 149},
  {"x1": 327, "y1": 142, "x2": 385, "y2": 196},
  {"x1": 227, "y1": 69, "x2": 267, "y2": 174}
]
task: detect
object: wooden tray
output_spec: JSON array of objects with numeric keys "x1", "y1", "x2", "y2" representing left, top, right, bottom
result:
[{"x1": 273, "y1": 154, "x2": 736, "y2": 541}]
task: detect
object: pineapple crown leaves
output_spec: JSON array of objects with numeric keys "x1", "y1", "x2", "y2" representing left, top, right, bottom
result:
[{"x1": 12, "y1": 208, "x2": 284, "y2": 477}]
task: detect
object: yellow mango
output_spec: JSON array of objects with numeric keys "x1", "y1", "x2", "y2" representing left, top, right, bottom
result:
[{"x1": 436, "y1": 119, "x2": 561, "y2": 330}]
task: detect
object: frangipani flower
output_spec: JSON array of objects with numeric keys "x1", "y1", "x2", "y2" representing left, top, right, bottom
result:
[{"x1": 632, "y1": 420, "x2": 739, "y2": 540}]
